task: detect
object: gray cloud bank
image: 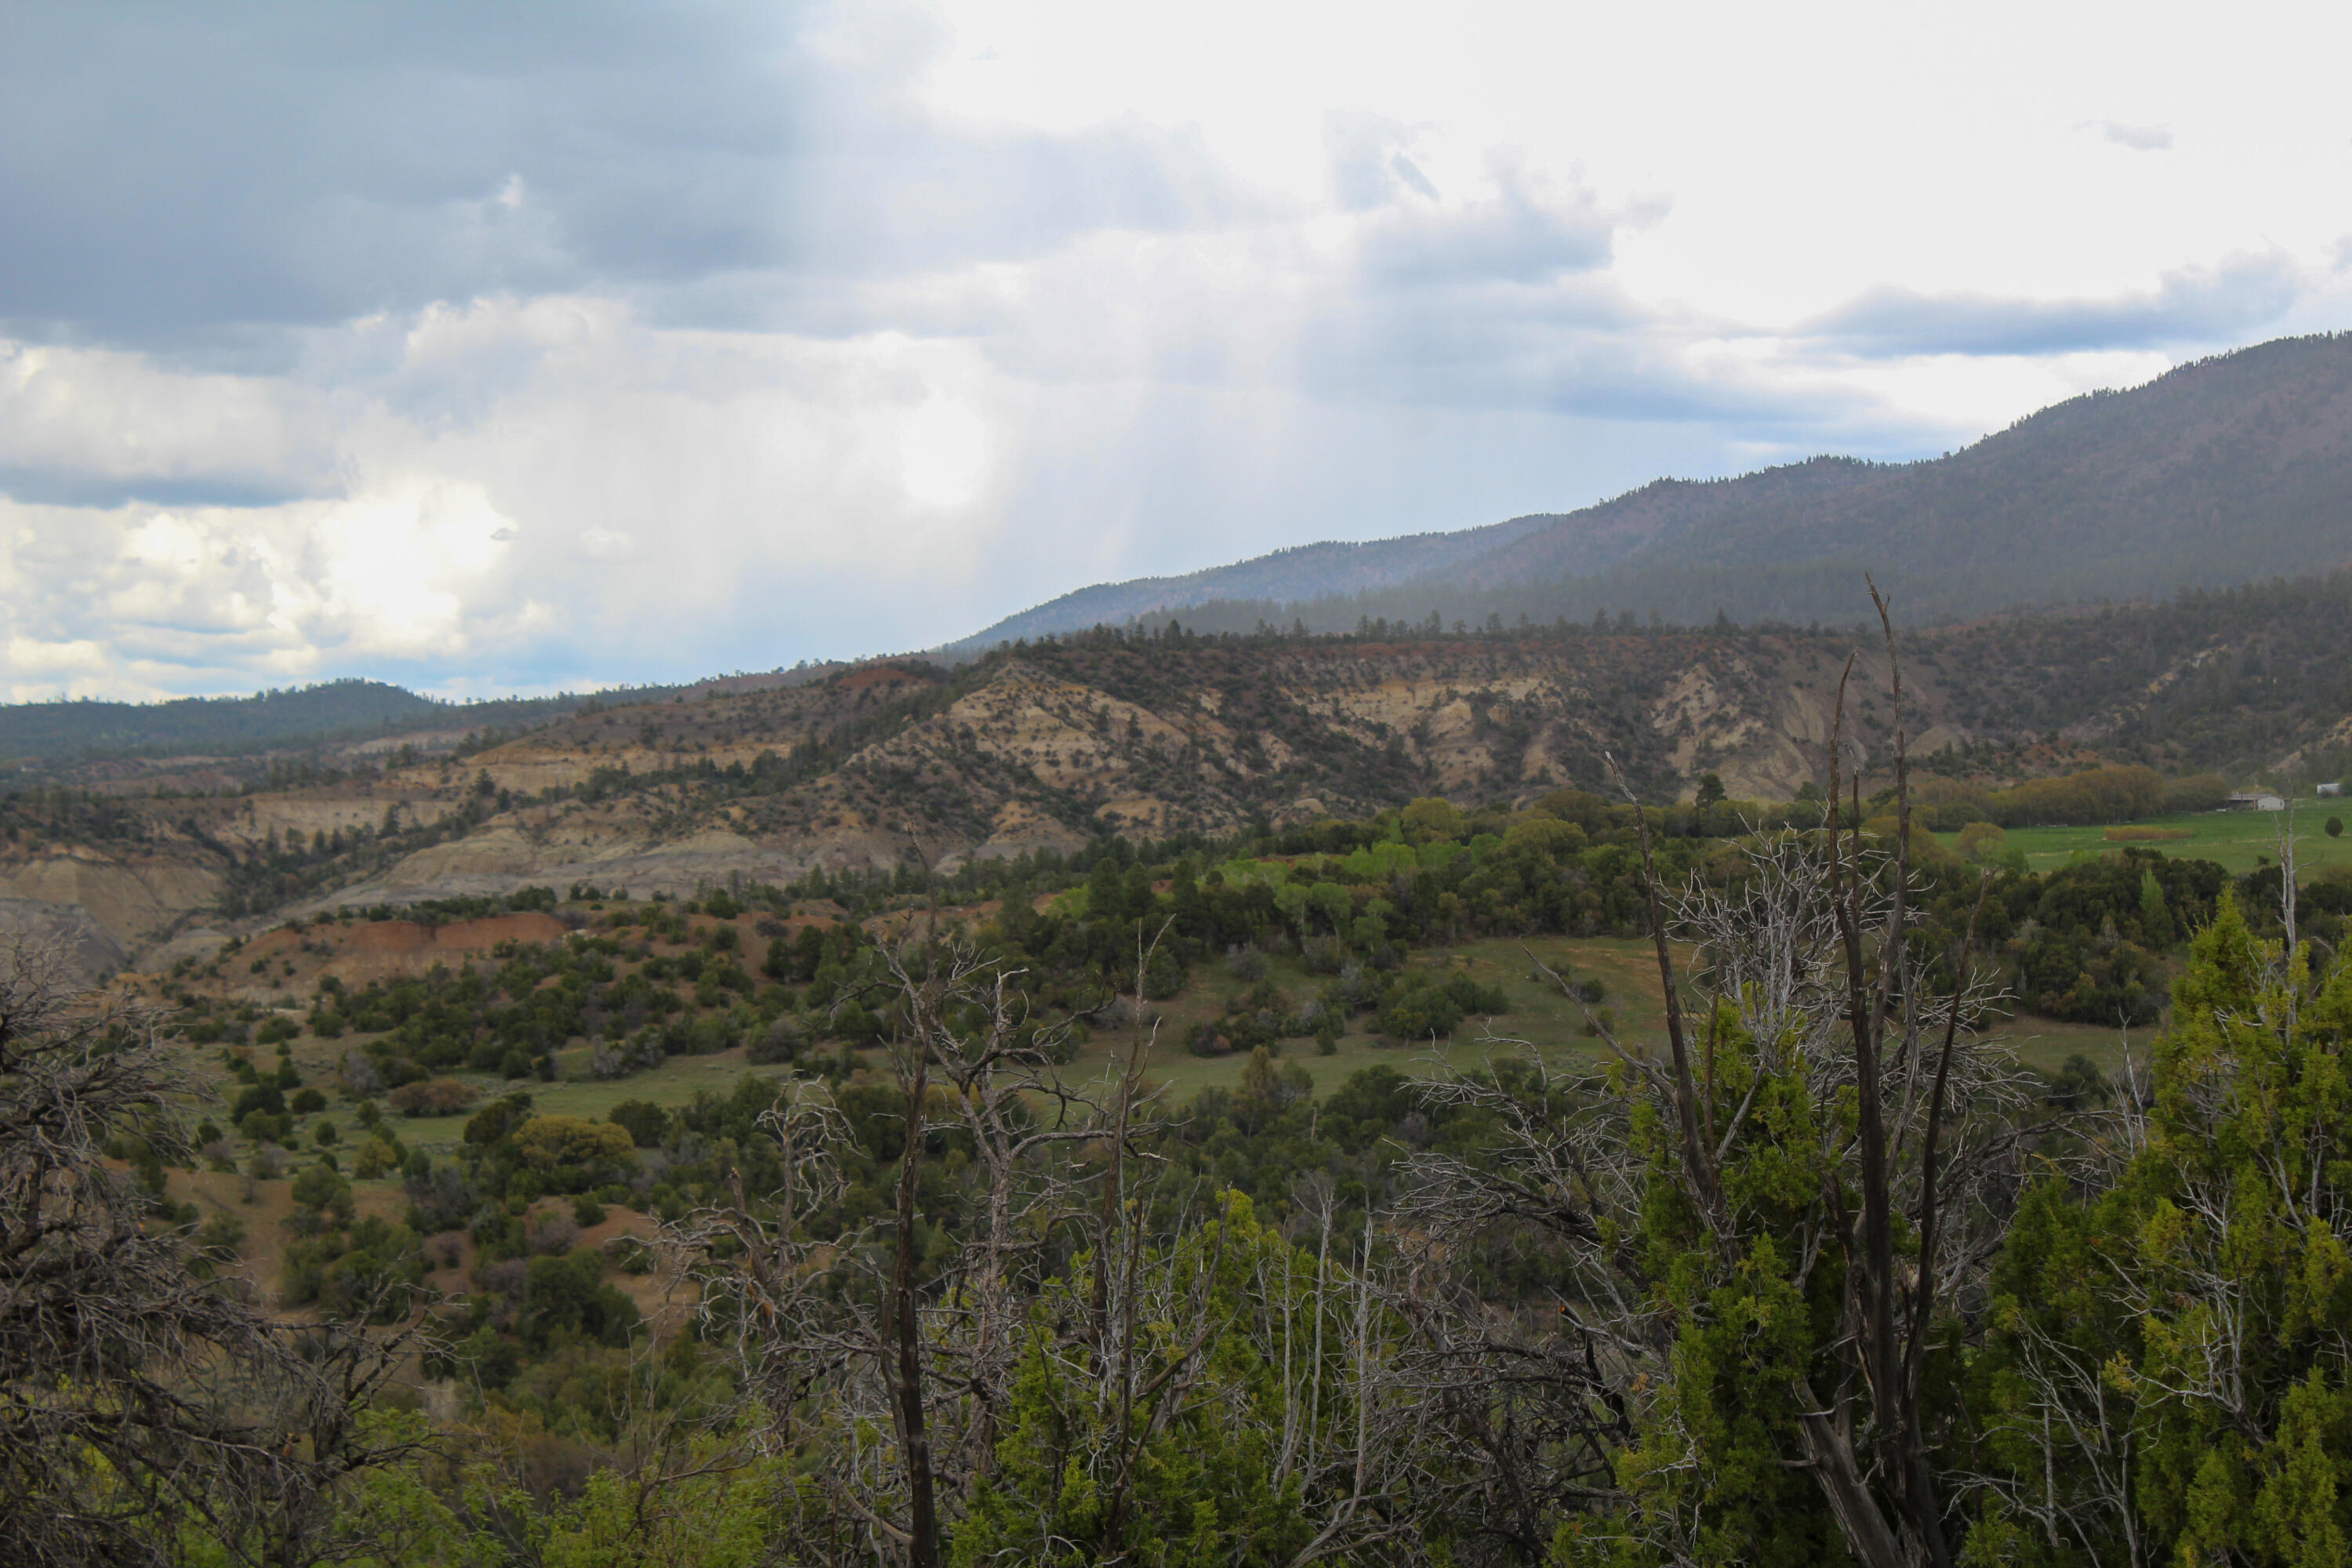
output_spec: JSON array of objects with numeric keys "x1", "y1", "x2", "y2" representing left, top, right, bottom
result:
[{"x1": 0, "y1": 2, "x2": 2323, "y2": 699}]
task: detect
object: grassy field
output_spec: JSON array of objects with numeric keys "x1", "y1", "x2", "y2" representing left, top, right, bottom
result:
[
  {"x1": 274, "y1": 927, "x2": 2130, "y2": 1163},
  {"x1": 1062, "y1": 935, "x2": 1663, "y2": 1104},
  {"x1": 209, "y1": 925, "x2": 2129, "y2": 1306},
  {"x1": 1946, "y1": 807, "x2": 2352, "y2": 877},
  {"x1": 278, "y1": 1033, "x2": 782, "y2": 1163},
  {"x1": 1051, "y1": 932, "x2": 2132, "y2": 1102}
]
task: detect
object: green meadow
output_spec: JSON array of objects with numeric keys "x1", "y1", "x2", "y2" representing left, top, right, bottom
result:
[
  {"x1": 1944, "y1": 806, "x2": 2352, "y2": 877},
  {"x1": 296, "y1": 929, "x2": 2134, "y2": 1163}
]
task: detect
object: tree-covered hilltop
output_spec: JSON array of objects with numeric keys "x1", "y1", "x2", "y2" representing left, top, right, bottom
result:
[
  {"x1": 0, "y1": 677, "x2": 640, "y2": 763},
  {"x1": 0, "y1": 678, "x2": 446, "y2": 759},
  {"x1": 0, "y1": 671, "x2": 808, "y2": 764}
]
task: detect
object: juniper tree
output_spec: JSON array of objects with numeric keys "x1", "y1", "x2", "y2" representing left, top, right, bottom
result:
[{"x1": 1970, "y1": 890, "x2": 2352, "y2": 1565}]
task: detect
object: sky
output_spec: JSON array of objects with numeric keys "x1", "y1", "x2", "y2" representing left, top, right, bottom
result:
[{"x1": 4, "y1": 1, "x2": 2350, "y2": 702}]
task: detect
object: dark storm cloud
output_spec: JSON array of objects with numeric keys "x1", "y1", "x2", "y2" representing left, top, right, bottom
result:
[
  {"x1": 0, "y1": 467, "x2": 321, "y2": 510},
  {"x1": 0, "y1": 1, "x2": 1247, "y2": 350},
  {"x1": 1290, "y1": 168, "x2": 1827, "y2": 426},
  {"x1": 1806, "y1": 252, "x2": 2299, "y2": 358}
]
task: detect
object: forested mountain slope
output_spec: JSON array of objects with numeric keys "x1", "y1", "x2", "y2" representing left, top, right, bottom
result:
[
  {"x1": 0, "y1": 680, "x2": 455, "y2": 760},
  {"x1": 0, "y1": 668, "x2": 847, "y2": 768},
  {"x1": 954, "y1": 332, "x2": 2352, "y2": 643},
  {"x1": 938, "y1": 509, "x2": 1566, "y2": 655}
]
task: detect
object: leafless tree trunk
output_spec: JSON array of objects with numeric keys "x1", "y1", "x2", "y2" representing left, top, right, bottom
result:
[
  {"x1": 671, "y1": 920, "x2": 1098, "y2": 1564},
  {"x1": 882, "y1": 1000, "x2": 940, "y2": 1568}
]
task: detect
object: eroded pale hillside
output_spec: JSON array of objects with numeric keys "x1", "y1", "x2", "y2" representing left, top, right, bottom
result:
[{"x1": 15, "y1": 572, "x2": 2352, "y2": 970}]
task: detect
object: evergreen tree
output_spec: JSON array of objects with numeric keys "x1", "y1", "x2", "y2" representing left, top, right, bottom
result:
[{"x1": 1975, "y1": 894, "x2": 2352, "y2": 1564}]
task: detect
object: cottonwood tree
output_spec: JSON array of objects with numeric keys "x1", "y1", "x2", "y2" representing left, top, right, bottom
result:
[{"x1": 0, "y1": 938, "x2": 410, "y2": 1566}]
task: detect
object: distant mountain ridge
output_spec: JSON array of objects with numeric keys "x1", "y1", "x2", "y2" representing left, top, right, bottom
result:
[
  {"x1": 942, "y1": 332, "x2": 2352, "y2": 647},
  {"x1": 936, "y1": 510, "x2": 1566, "y2": 654},
  {"x1": 0, "y1": 666, "x2": 847, "y2": 764},
  {"x1": 0, "y1": 681, "x2": 452, "y2": 761}
]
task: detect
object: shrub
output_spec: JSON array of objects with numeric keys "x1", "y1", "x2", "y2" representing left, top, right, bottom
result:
[
  {"x1": 510, "y1": 1116, "x2": 636, "y2": 1171},
  {"x1": 385, "y1": 1078, "x2": 478, "y2": 1118},
  {"x1": 606, "y1": 1100, "x2": 670, "y2": 1149},
  {"x1": 289, "y1": 1163, "x2": 350, "y2": 1220},
  {"x1": 237, "y1": 1109, "x2": 285, "y2": 1145},
  {"x1": 521, "y1": 1247, "x2": 640, "y2": 1348},
  {"x1": 401, "y1": 1168, "x2": 477, "y2": 1240},
  {"x1": 746, "y1": 1019, "x2": 802, "y2": 1065},
  {"x1": 1955, "y1": 821, "x2": 2008, "y2": 860},
  {"x1": 1185, "y1": 1022, "x2": 1235, "y2": 1057},
  {"x1": 527, "y1": 1209, "x2": 582, "y2": 1256},
  {"x1": 230, "y1": 1083, "x2": 285, "y2": 1122},
  {"x1": 189, "y1": 1212, "x2": 245, "y2": 1280}
]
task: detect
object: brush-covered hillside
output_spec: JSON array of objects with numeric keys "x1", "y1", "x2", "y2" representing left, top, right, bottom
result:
[{"x1": 8, "y1": 568, "x2": 2352, "y2": 969}]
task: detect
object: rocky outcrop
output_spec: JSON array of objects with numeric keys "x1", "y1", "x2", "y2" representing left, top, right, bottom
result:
[
  {"x1": 24, "y1": 611, "x2": 2297, "y2": 975},
  {"x1": 0, "y1": 848, "x2": 220, "y2": 959},
  {"x1": 0, "y1": 897, "x2": 130, "y2": 978}
]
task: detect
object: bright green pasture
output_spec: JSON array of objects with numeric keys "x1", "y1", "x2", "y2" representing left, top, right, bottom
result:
[{"x1": 1943, "y1": 808, "x2": 2352, "y2": 877}]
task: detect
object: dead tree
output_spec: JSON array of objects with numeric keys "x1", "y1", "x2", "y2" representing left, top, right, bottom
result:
[
  {"x1": 0, "y1": 938, "x2": 412, "y2": 1567},
  {"x1": 671, "y1": 928, "x2": 1097, "y2": 1565},
  {"x1": 1400, "y1": 590, "x2": 2031, "y2": 1566}
]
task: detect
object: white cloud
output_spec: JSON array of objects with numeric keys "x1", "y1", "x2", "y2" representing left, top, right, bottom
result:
[
  {"x1": 2097, "y1": 121, "x2": 2175, "y2": 152},
  {"x1": 899, "y1": 396, "x2": 991, "y2": 506},
  {"x1": 578, "y1": 527, "x2": 636, "y2": 561},
  {"x1": 3, "y1": 0, "x2": 2351, "y2": 698}
]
